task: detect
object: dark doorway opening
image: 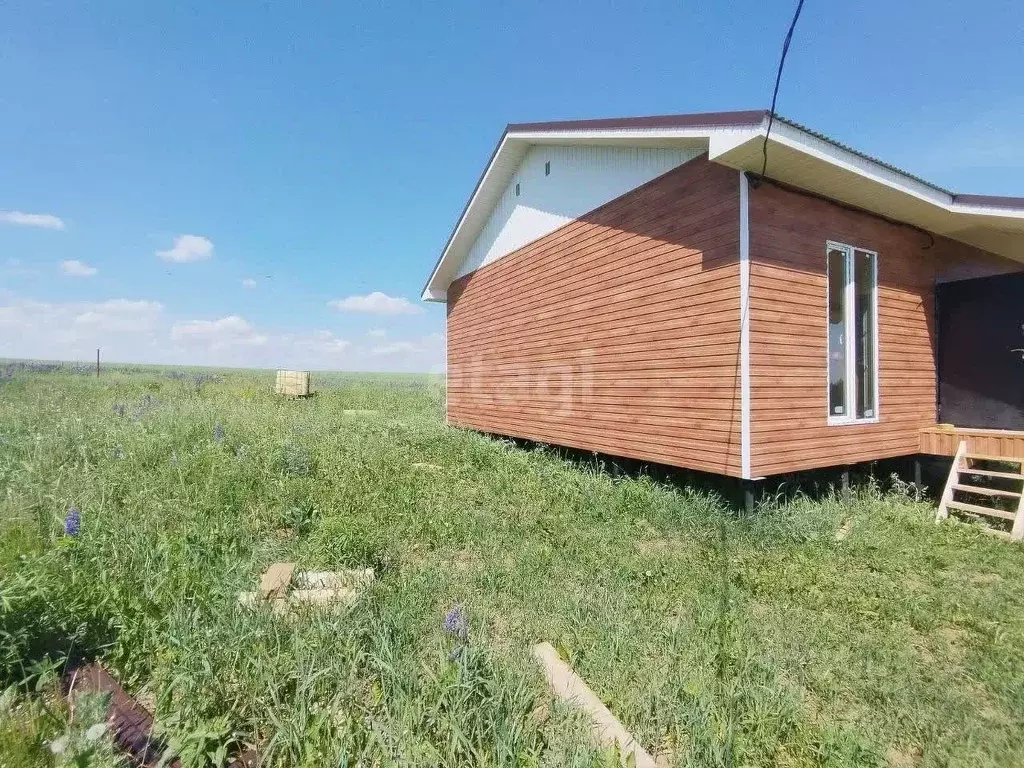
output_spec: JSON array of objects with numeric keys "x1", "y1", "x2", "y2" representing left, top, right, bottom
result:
[{"x1": 937, "y1": 272, "x2": 1024, "y2": 429}]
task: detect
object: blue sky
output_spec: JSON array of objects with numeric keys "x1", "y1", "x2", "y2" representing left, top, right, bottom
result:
[{"x1": 1, "y1": 0, "x2": 1021, "y2": 370}]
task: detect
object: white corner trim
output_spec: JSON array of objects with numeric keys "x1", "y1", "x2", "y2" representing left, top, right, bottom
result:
[
  {"x1": 739, "y1": 171, "x2": 752, "y2": 480},
  {"x1": 444, "y1": 304, "x2": 449, "y2": 421}
]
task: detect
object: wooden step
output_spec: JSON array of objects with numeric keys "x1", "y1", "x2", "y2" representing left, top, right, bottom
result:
[
  {"x1": 966, "y1": 454, "x2": 1024, "y2": 464},
  {"x1": 938, "y1": 441, "x2": 1024, "y2": 541},
  {"x1": 957, "y1": 466, "x2": 1024, "y2": 481},
  {"x1": 946, "y1": 500, "x2": 1017, "y2": 521},
  {"x1": 953, "y1": 483, "x2": 1023, "y2": 499}
]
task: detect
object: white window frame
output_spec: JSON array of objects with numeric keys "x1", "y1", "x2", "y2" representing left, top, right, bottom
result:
[{"x1": 826, "y1": 241, "x2": 880, "y2": 426}]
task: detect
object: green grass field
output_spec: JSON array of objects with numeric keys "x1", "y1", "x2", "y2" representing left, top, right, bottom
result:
[{"x1": 2, "y1": 366, "x2": 1023, "y2": 767}]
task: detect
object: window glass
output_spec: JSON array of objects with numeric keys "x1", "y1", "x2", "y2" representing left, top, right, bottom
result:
[
  {"x1": 854, "y1": 250, "x2": 877, "y2": 418},
  {"x1": 827, "y1": 247, "x2": 848, "y2": 417}
]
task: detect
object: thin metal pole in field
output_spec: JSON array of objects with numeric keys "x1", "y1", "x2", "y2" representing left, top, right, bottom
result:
[{"x1": 96, "y1": 348, "x2": 100, "y2": 378}]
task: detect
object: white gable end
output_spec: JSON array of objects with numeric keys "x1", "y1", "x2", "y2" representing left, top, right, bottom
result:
[{"x1": 455, "y1": 144, "x2": 702, "y2": 278}]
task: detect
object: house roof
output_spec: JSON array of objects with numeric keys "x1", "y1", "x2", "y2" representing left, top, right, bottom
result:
[{"x1": 422, "y1": 110, "x2": 1024, "y2": 301}]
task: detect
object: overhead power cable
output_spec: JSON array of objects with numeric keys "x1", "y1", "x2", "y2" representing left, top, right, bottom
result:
[{"x1": 755, "y1": 0, "x2": 806, "y2": 186}]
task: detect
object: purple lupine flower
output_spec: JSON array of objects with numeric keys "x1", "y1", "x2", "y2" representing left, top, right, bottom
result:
[
  {"x1": 213, "y1": 423, "x2": 224, "y2": 442},
  {"x1": 443, "y1": 606, "x2": 469, "y2": 641},
  {"x1": 64, "y1": 506, "x2": 81, "y2": 537}
]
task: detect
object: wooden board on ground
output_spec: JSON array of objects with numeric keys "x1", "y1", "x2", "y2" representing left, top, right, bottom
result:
[
  {"x1": 65, "y1": 663, "x2": 261, "y2": 767},
  {"x1": 65, "y1": 663, "x2": 179, "y2": 768},
  {"x1": 295, "y1": 568, "x2": 374, "y2": 590},
  {"x1": 532, "y1": 642, "x2": 655, "y2": 768},
  {"x1": 238, "y1": 588, "x2": 359, "y2": 615},
  {"x1": 241, "y1": 565, "x2": 374, "y2": 617},
  {"x1": 259, "y1": 562, "x2": 295, "y2": 599}
]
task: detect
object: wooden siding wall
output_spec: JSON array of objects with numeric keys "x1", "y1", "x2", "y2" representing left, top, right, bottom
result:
[
  {"x1": 447, "y1": 157, "x2": 744, "y2": 476},
  {"x1": 748, "y1": 181, "x2": 1022, "y2": 477}
]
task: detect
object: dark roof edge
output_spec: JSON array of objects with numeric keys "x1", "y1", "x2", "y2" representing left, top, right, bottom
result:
[
  {"x1": 507, "y1": 111, "x2": 1024, "y2": 211},
  {"x1": 507, "y1": 109, "x2": 768, "y2": 134},
  {"x1": 953, "y1": 193, "x2": 1024, "y2": 210}
]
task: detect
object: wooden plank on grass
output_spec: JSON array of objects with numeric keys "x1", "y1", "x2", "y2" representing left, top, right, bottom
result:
[
  {"x1": 65, "y1": 663, "x2": 180, "y2": 768},
  {"x1": 294, "y1": 568, "x2": 374, "y2": 590},
  {"x1": 288, "y1": 588, "x2": 358, "y2": 606},
  {"x1": 532, "y1": 642, "x2": 655, "y2": 768},
  {"x1": 259, "y1": 562, "x2": 296, "y2": 599},
  {"x1": 65, "y1": 663, "x2": 259, "y2": 767}
]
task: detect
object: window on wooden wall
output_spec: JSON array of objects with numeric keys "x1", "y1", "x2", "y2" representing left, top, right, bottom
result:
[{"x1": 826, "y1": 242, "x2": 878, "y2": 424}]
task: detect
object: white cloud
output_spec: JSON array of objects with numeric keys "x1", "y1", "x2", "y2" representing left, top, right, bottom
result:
[
  {"x1": 241, "y1": 277, "x2": 257, "y2": 289},
  {"x1": 157, "y1": 234, "x2": 214, "y2": 263},
  {"x1": 294, "y1": 329, "x2": 351, "y2": 355},
  {"x1": 73, "y1": 299, "x2": 164, "y2": 332},
  {"x1": 328, "y1": 291, "x2": 423, "y2": 316},
  {"x1": 366, "y1": 328, "x2": 387, "y2": 338},
  {"x1": 370, "y1": 332, "x2": 444, "y2": 360},
  {"x1": 171, "y1": 315, "x2": 267, "y2": 346},
  {"x1": 0, "y1": 296, "x2": 165, "y2": 361},
  {"x1": 370, "y1": 341, "x2": 415, "y2": 356},
  {"x1": 0, "y1": 211, "x2": 65, "y2": 230},
  {"x1": 60, "y1": 259, "x2": 98, "y2": 277},
  {"x1": 168, "y1": 318, "x2": 357, "y2": 368},
  {"x1": 0, "y1": 293, "x2": 443, "y2": 372}
]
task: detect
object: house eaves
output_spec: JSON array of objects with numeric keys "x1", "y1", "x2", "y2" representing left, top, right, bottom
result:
[{"x1": 422, "y1": 110, "x2": 1024, "y2": 302}]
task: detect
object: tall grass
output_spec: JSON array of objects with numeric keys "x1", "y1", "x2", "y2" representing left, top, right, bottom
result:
[{"x1": 2, "y1": 368, "x2": 1023, "y2": 766}]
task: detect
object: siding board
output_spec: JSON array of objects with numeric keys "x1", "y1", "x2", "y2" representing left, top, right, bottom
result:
[{"x1": 447, "y1": 156, "x2": 744, "y2": 477}]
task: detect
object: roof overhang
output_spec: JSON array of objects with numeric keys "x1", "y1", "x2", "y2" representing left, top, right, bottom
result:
[{"x1": 422, "y1": 110, "x2": 1024, "y2": 302}]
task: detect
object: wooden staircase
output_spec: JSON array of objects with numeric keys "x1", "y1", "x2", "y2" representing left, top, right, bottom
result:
[{"x1": 936, "y1": 441, "x2": 1024, "y2": 541}]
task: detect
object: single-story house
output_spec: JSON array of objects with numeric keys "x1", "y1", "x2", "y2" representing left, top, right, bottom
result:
[{"x1": 421, "y1": 110, "x2": 1024, "y2": 489}]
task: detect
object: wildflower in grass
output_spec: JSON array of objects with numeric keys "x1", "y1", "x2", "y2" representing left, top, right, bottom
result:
[
  {"x1": 171, "y1": 450, "x2": 179, "y2": 466},
  {"x1": 214, "y1": 422, "x2": 224, "y2": 442},
  {"x1": 443, "y1": 605, "x2": 469, "y2": 641},
  {"x1": 64, "y1": 506, "x2": 81, "y2": 537},
  {"x1": 131, "y1": 393, "x2": 159, "y2": 422}
]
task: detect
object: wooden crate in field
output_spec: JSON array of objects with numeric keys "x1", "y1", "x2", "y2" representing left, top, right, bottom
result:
[{"x1": 275, "y1": 370, "x2": 312, "y2": 398}]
